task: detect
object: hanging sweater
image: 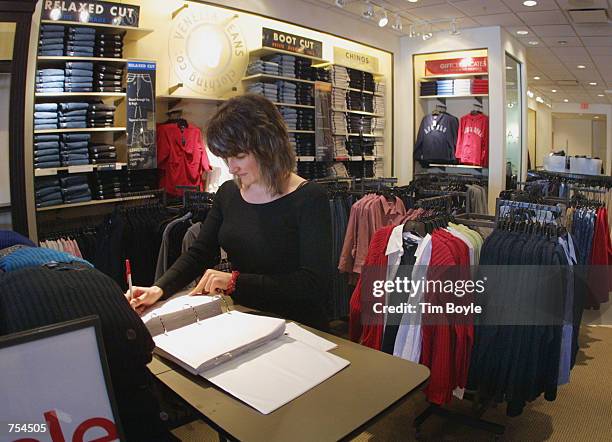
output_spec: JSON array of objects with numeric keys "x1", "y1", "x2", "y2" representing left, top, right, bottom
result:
[
  {"x1": 455, "y1": 113, "x2": 489, "y2": 166},
  {"x1": 414, "y1": 112, "x2": 459, "y2": 163}
]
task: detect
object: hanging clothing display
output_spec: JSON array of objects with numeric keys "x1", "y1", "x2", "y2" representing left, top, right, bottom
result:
[
  {"x1": 157, "y1": 121, "x2": 211, "y2": 197},
  {"x1": 455, "y1": 112, "x2": 489, "y2": 167},
  {"x1": 414, "y1": 112, "x2": 459, "y2": 164}
]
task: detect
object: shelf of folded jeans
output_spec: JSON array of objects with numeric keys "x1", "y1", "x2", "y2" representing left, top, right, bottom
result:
[
  {"x1": 296, "y1": 156, "x2": 315, "y2": 162},
  {"x1": 248, "y1": 47, "x2": 328, "y2": 65},
  {"x1": 419, "y1": 94, "x2": 488, "y2": 99},
  {"x1": 40, "y1": 20, "x2": 154, "y2": 42},
  {"x1": 36, "y1": 193, "x2": 157, "y2": 212},
  {"x1": 334, "y1": 156, "x2": 377, "y2": 161},
  {"x1": 37, "y1": 56, "x2": 130, "y2": 63},
  {"x1": 34, "y1": 127, "x2": 127, "y2": 134},
  {"x1": 287, "y1": 130, "x2": 315, "y2": 134},
  {"x1": 242, "y1": 73, "x2": 316, "y2": 85},
  {"x1": 331, "y1": 85, "x2": 377, "y2": 95},
  {"x1": 273, "y1": 102, "x2": 315, "y2": 109},
  {"x1": 331, "y1": 108, "x2": 383, "y2": 117},
  {"x1": 428, "y1": 163, "x2": 484, "y2": 169},
  {"x1": 333, "y1": 132, "x2": 384, "y2": 138},
  {"x1": 35, "y1": 92, "x2": 126, "y2": 99},
  {"x1": 420, "y1": 73, "x2": 489, "y2": 80},
  {"x1": 34, "y1": 162, "x2": 127, "y2": 177},
  {"x1": 157, "y1": 94, "x2": 228, "y2": 104}
]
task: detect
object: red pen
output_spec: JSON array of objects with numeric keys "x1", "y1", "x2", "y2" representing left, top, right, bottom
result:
[{"x1": 125, "y1": 259, "x2": 133, "y2": 301}]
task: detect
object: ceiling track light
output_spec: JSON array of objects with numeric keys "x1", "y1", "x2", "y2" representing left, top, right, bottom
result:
[
  {"x1": 449, "y1": 19, "x2": 460, "y2": 36},
  {"x1": 392, "y1": 14, "x2": 403, "y2": 32},
  {"x1": 335, "y1": 0, "x2": 346, "y2": 8},
  {"x1": 378, "y1": 9, "x2": 389, "y2": 27},
  {"x1": 362, "y1": 1, "x2": 374, "y2": 20},
  {"x1": 408, "y1": 24, "x2": 416, "y2": 38}
]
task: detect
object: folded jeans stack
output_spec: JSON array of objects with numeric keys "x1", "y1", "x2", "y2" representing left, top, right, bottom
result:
[
  {"x1": 437, "y1": 79, "x2": 454, "y2": 96},
  {"x1": 90, "y1": 171, "x2": 123, "y2": 199},
  {"x1": 38, "y1": 24, "x2": 65, "y2": 57},
  {"x1": 61, "y1": 175, "x2": 92, "y2": 204},
  {"x1": 276, "y1": 80, "x2": 297, "y2": 104},
  {"x1": 88, "y1": 101, "x2": 116, "y2": 128},
  {"x1": 332, "y1": 88, "x2": 347, "y2": 110},
  {"x1": 34, "y1": 134, "x2": 61, "y2": 169},
  {"x1": 35, "y1": 177, "x2": 63, "y2": 208},
  {"x1": 89, "y1": 143, "x2": 117, "y2": 164},
  {"x1": 297, "y1": 162, "x2": 329, "y2": 180},
  {"x1": 333, "y1": 137, "x2": 349, "y2": 157},
  {"x1": 36, "y1": 68, "x2": 65, "y2": 94},
  {"x1": 332, "y1": 113, "x2": 348, "y2": 134},
  {"x1": 34, "y1": 101, "x2": 60, "y2": 130},
  {"x1": 346, "y1": 160, "x2": 374, "y2": 178},
  {"x1": 93, "y1": 64, "x2": 124, "y2": 92},
  {"x1": 314, "y1": 67, "x2": 331, "y2": 82},
  {"x1": 330, "y1": 162, "x2": 349, "y2": 178},
  {"x1": 346, "y1": 136, "x2": 374, "y2": 156},
  {"x1": 420, "y1": 80, "x2": 437, "y2": 97},
  {"x1": 246, "y1": 59, "x2": 280, "y2": 76},
  {"x1": 60, "y1": 133, "x2": 91, "y2": 166},
  {"x1": 375, "y1": 82, "x2": 386, "y2": 95},
  {"x1": 247, "y1": 82, "x2": 278, "y2": 101},
  {"x1": 373, "y1": 95, "x2": 385, "y2": 114},
  {"x1": 58, "y1": 102, "x2": 89, "y2": 129},
  {"x1": 64, "y1": 26, "x2": 95, "y2": 57},
  {"x1": 372, "y1": 117, "x2": 385, "y2": 132},
  {"x1": 295, "y1": 57, "x2": 314, "y2": 81},
  {"x1": 295, "y1": 83, "x2": 314, "y2": 105},
  {"x1": 64, "y1": 61, "x2": 94, "y2": 93},
  {"x1": 294, "y1": 133, "x2": 315, "y2": 156},
  {"x1": 95, "y1": 31, "x2": 124, "y2": 58},
  {"x1": 263, "y1": 54, "x2": 296, "y2": 78},
  {"x1": 347, "y1": 115, "x2": 373, "y2": 134}
]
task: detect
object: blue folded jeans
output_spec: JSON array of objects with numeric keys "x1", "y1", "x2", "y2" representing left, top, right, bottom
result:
[
  {"x1": 36, "y1": 186, "x2": 61, "y2": 198},
  {"x1": 39, "y1": 50, "x2": 64, "y2": 56},
  {"x1": 61, "y1": 149, "x2": 89, "y2": 156},
  {"x1": 37, "y1": 82, "x2": 64, "y2": 88},
  {"x1": 64, "y1": 87, "x2": 92, "y2": 92},
  {"x1": 35, "y1": 124, "x2": 58, "y2": 130},
  {"x1": 39, "y1": 37, "x2": 64, "y2": 45},
  {"x1": 37, "y1": 69, "x2": 64, "y2": 76},
  {"x1": 36, "y1": 199, "x2": 63, "y2": 208},
  {"x1": 38, "y1": 191, "x2": 63, "y2": 203},
  {"x1": 34, "y1": 141, "x2": 60, "y2": 149},
  {"x1": 61, "y1": 109, "x2": 88, "y2": 117},
  {"x1": 36, "y1": 154, "x2": 61, "y2": 162},
  {"x1": 41, "y1": 24, "x2": 65, "y2": 32},
  {"x1": 65, "y1": 61, "x2": 94, "y2": 70},
  {"x1": 62, "y1": 183, "x2": 91, "y2": 195},
  {"x1": 34, "y1": 161, "x2": 61, "y2": 169},
  {"x1": 62, "y1": 159, "x2": 90, "y2": 166},
  {"x1": 39, "y1": 44, "x2": 64, "y2": 51},
  {"x1": 63, "y1": 133, "x2": 90, "y2": 142},
  {"x1": 39, "y1": 32, "x2": 65, "y2": 39},
  {"x1": 62, "y1": 141, "x2": 88, "y2": 149},
  {"x1": 34, "y1": 111, "x2": 60, "y2": 119},
  {"x1": 59, "y1": 116, "x2": 87, "y2": 123},
  {"x1": 64, "y1": 51, "x2": 95, "y2": 57},
  {"x1": 35, "y1": 103, "x2": 58, "y2": 112},
  {"x1": 59, "y1": 122, "x2": 87, "y2": 129},
  {"x1": 60, "y1": 102, "x2": 89, "y2": 111},
  {"x1": 60, "y1": 176, "x2": 87, "y2": 186},
  {"x1": 64, "y1": 195, "x2": 92, "y2": 204},
  {"x1": 34, "y1": 118, "x2": 59, "y2": 125}
]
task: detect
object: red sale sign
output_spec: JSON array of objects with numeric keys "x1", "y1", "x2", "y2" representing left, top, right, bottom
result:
[{"x1": 425, "y1": 57, "x2": 488, "y2": 76}]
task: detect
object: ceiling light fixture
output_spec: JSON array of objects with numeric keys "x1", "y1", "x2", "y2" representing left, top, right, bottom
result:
[
  {"x1": 551, "y1": 89, "x2": 557, "y2": 92},
  {"x1": 527, "y1": 90, "x2": 534, "y2": 98},
  {"x1": 536, "y1": 96, "x2": 544, "y2": 103},
  {"x1": 589, "y1": 82, "x2": 597, "y2": 85},
  {"x1": 598, "y1": 94, "x2": 605, "y2": 97},
  {"x1": 392, "y1": 14, "x2": 403, "y2": 31},
  {"x1": 335, "y1": 0, "x2": 346, "y2": 8},
  {"x1": 523, "y1": 0, "x2": 538, "y2": 6},
  {"x1": 407, "y1": 0, "x2": 419, "y2": 3},
  {"x1": 362, "y1": 1, "x2": 374, "y2": 20},
  {"x1": 577, "y1": 65, "x2": 586, "y2": 69},
  {"x1": 533, "y1": 76, "x2": 540, "y2": 80},
  {"x1": 563, "y1": 99, "x2": 569, "y2": 102},
  {"x1": 422, "y1": 30, "x2": 433, "y2": 41},
  {"x1": 516, "y1": 30, "x2": 529, "y2": 35},
  {"x1": 408, "y1": 24, "x2": 416, "y2": 38},
  {"x1": 557, "y1": 40, "x2": 568, "y2": 45},
  {"x1": 49, "y1": 7, "x2": 62, "y2": 20},
  {"x1": 528, "y1": 41, "x2": 539, "y2": 45},
  {"x1": 450, "y1": 18, "x2": 460, "y2": 36},
  {"x1": 378, "y1": 9, "x2": 389, "y2": 27},
  {"x1": 506, "y1": 66, "x2": 513, "y2": 70}
]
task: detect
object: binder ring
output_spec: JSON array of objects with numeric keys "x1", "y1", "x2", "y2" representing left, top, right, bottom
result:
[{"x1": 150, "y1": 312, "x2": 168, "y2": 335}]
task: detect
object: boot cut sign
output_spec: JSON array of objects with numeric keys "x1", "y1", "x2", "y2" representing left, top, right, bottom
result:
[
  {"x1": 12, "y1": 410, "x2": 118, "y2": 442},
  {"x1": 262, "y1": 27, "x2": 323, "y2": 58},
  {"x1": 272, "y1": 32, "x2": 315, "y2": 51}
]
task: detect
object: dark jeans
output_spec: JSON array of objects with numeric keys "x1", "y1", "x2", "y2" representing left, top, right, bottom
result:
[
  {"x1": 63, "y1": 133, "x2": 90, "y2": 142},
  {"x1": 59, "y1": 122, "x2": 87, "y2": 129},
  {"x1": 60, "y1": 103, "x2": 89, "y2": 111}
]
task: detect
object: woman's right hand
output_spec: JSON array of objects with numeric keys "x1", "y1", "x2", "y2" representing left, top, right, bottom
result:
[{"x1": 125, "y1": 286, "x2": 164, "y2": 314}]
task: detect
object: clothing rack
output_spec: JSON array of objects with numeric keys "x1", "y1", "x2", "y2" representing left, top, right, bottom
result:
[
  {"x1": 528, "y1": 169, "x2": 612, "y2": 186},
  {"x1": 416, "y1": 194, "x2": 453, "y2": 210},
  {"x1": 494, "y1": 198, "x2": 562, "y2": 224},
  {"x1": 454, "y1": 212, "x2": 496, "y2": 229},
  {"x1": 182, "y1": 189, "x2": 215, "y2": 209}
]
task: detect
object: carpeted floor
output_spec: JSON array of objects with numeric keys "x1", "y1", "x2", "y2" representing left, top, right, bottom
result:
[{"x1": 172, "y1": 325, "x2": 612, "y2": 441}]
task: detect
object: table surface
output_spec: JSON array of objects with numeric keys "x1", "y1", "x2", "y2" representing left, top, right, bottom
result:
[{"x1": 148, "y1": 312, "x2": 430, "y2": 442}]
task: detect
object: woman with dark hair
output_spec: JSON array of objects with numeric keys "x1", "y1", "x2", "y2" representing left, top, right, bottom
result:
[{"x1": 128, "y1": 94, "x2": 332, "y2": 330}]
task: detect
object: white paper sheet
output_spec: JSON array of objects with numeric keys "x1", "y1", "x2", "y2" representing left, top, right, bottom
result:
[
  {"x1": 154, "y1": 311, "x2": 286, "y2": 374},
  {"x1": 284, "y1": 322, "x2": 338, "y2": 352},
  {"x1": 201, "y1": 335, "x2": 350, "y2": 414}
]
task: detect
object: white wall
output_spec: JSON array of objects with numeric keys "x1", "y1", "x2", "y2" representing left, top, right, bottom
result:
[
  {"x1": 593, "y1": 120, "x2": 606, "y2": 164},
  {"x1": 553, "y1": 118, "x2": 592, "y2": 156},
  {"x1": 552, "y1": 102, "x2": 612, "y2": 174},
  {"x1": 0, "y1": 73, "x2": 10, "y2": 207}
]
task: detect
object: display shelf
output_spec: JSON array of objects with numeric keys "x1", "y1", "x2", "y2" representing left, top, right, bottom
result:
[
  {"x1": 37, "y1": 56, "x2": 129, "y2": 63},
  {"x1": 242, "y1": 73, "x2": 315, "y2": 85},
  {"x1": 332, "y1": 85, "x2": 374, "y2": 95},
  {"x1": 332, "y1": 108, "x2": 382, "y2": 117},
  {"x1": 35, "y1": 92, "x2": 126, "y2": 99},
  {"x1": 419, "y1": 94, "x2": 488, "y2": 99},
  {"x1": 34, "y1": 127, "x2": 126, "y2": 134},
  {"x1": 274, "y1": 102, "x2": 315, "y2": 109},
  {"x1": 40, "y1": 20, "x2": 153, "y2": 41},
  {"x1": 428, "y1": 163, "x2": 485, "y2": 169},
  {"x1": 334, "y1": 156, "x2": 377, "y2": 161},
  {"x1": 314, "y1": 62, "x2": 382, "y2": 77},
  {"x1": 34, "y1": 162, "x2": 127, "y2": 177},
  {"x1": 420, "y1": 73, "x2": 488, "y2": 80},
  {"x1": 157, "y1": 94, "x2": 227, "y2": 104},
  {"x1": 333, "y1": 133, "x2": 383, "y2": 138},
  {"x1": 36, "y1": 193, "x2": 156, "y2": 212},
  {"x1": 249, "y1": 47, "x2": 328, "y2": 64},
  {"x1": 287, "y1": 130, "x2": 315, "y2": 134}
]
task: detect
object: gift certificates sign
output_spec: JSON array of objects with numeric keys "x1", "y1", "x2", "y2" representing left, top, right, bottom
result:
[
  {"x1": 425, "y1": 57, "x2": 488, "y2": 76},
  {"x1": 169, "y1": 6, "x2": 248, "y2": 96}
]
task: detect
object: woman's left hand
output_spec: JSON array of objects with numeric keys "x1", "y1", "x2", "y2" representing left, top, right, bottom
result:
[{"x1": 190, "y1": 269, "x2": 232, "y2": 296}]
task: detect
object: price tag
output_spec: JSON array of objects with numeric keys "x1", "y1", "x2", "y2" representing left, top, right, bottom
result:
[
  {"x1": 35, "y1": 168, "x2": 57, "y2": 177},
  {"x1": 68, "y1": 165, "x2": 94, "y2": 174}
]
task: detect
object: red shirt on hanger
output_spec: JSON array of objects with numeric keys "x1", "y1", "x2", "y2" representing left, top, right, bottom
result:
[
  {"x1": 157, "y1": 122, "x2": 211, "y2": 196},
  {"x1": 455, "y1": 113, "x2": 489, "y2": 167}
]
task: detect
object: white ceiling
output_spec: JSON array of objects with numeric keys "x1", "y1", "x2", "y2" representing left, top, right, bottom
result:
[{"x1": 306, "y1": 0, "x2": 612, "y2": 105}]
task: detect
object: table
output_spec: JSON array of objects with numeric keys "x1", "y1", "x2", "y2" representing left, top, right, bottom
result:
[{"x1": 148, "y1": 314, "x2": 430, "y2": 442}]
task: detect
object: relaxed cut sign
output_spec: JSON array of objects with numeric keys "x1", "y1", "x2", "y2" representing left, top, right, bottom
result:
[{"x1": 425, "y1": 57, "x2": 488, "y2": 76}]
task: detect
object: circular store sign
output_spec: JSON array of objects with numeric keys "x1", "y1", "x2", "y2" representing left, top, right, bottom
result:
[{"x1": 169, "y1": 8, "x2": 248, "y2": 96}]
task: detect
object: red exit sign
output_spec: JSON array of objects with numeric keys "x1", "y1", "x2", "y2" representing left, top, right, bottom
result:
[{"x1": 580, "y1": 102, "x2": 589, "y2": 109}]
